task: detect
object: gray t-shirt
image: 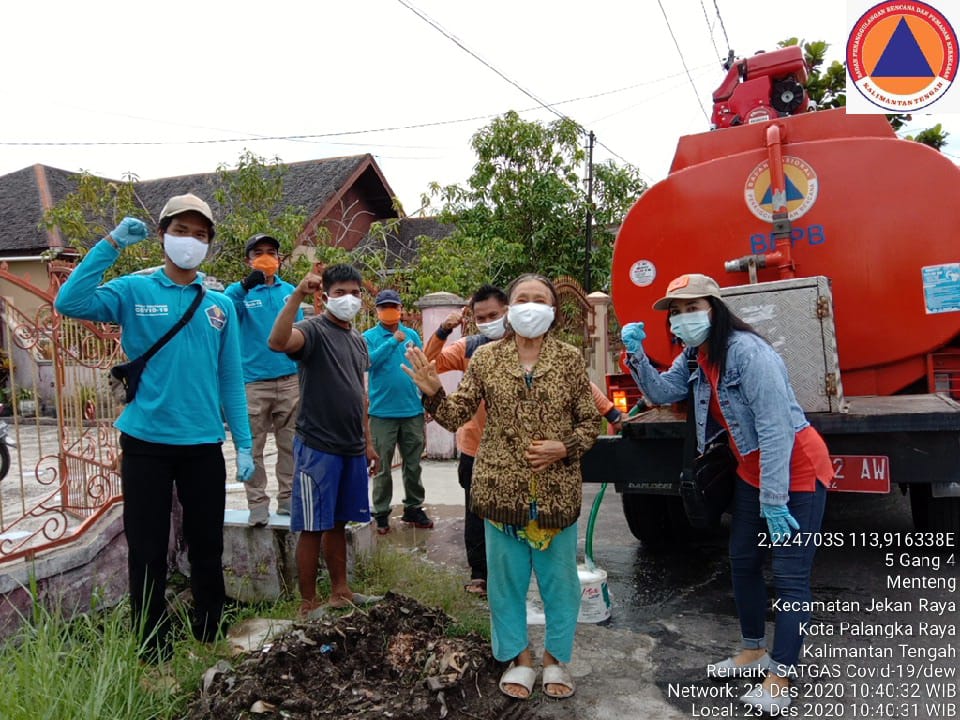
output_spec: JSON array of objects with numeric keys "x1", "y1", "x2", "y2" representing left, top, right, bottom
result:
[{"x1": 288, "y1": 314, "x2": 369, "y2": 456}]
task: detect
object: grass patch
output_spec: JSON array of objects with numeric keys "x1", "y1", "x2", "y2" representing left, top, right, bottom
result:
[
  {"x1": 353, "y1": 543, "x2": 490, "y2": 638},
  {"x1": 0, "y1": 544, "x2": 489, "y2": 719}
]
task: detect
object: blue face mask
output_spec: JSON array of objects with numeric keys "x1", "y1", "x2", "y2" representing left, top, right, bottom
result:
[{"x1": 669, "y1": 310, "x2": 711, "y2": 347}]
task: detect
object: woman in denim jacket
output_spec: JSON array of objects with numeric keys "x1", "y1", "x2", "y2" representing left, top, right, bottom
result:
[{"x1": 622, "y1": 273, "x2": 833, "y2": 716}]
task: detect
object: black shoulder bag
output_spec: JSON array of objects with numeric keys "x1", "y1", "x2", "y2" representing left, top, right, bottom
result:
[
  {"x1": 679, "y1": 355, "x2": 738, "y2": 529},
  {"x1": 109, "y1": 285, "x2": 206, "y2": 404}
]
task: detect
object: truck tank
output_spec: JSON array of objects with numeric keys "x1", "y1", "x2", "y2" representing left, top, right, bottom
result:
[{"x1": 611, "y1": 108, "x2": 960, "y2": 396}]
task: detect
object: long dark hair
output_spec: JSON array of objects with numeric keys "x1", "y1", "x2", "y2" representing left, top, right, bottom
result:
[{"x1": 701, "y1": 296, "x2": 764, "y2": 377}]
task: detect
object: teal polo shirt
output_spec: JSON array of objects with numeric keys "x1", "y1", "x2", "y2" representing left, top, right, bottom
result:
[{"x1": 362, "y1": 322, "x2": 423, "y2": 418}]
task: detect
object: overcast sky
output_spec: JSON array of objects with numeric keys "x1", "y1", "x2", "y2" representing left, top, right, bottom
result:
[{"x1": 1, "y1": 0, "x2": 954, "y2": 213}]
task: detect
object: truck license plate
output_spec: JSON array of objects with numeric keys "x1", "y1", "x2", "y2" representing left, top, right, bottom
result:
[{"x1": 828, "y1": 455, "x2": 890, "y2": 493}]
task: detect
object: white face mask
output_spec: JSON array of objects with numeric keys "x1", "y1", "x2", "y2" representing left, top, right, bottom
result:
[
  {"x1": 163, "y1": 233, "x2": 208, "y2": 270},
  {"x1": 476, "y1": 316, "x2": 506, "y2": 339},
  {"x1": 326, "y1": 294, "x2": 362, "y2": 322},
  {"x1": 507, "y1": 302, "x2": 555, "y2": 339}
]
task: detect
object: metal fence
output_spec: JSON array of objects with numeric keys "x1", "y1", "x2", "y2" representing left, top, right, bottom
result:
[
  {"x1": 0, "y1": 261, "x2": 601, "y2": 565},
  {"x1": 0, "y1": 260, "x2": 124, "y2": 564}
]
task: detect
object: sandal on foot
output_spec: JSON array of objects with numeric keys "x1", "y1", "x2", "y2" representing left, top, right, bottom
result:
[
  {"x1": 499, "y1": 662, "x2": 536, "y2": 699},
  {"x1": 349, "y1": 592, "x2": 383, "y2": 607},
  {"x1": 542, "y1": 663, "x2": 576, "y2": 699},
  {"x1": 464, "y1": 579, "x2": 487, "y2": 596}
]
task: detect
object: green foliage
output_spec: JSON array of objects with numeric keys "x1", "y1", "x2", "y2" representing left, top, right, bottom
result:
[
  {"x1": 778, "y1": 38, "x2": 846, "y2": 109},
  {"x1": 43, "y1": 151, "x2": 313, "y2": 288},
  {"x1": 41, "y1": 172, "x2": 164, "y2": 279},
  {"x1": 906, "y1": 122, "x2": 950, "y2": 150},
  {"x1": 0, "y1": 598, "x2": 185, "y2": 720},
  {"x1": 210, "y1": 150, "x2": 312, "y2": 286},
  {"x1": 0, "y1": 546, "x2": 489, "y2": 720},
  {"x1": 423, "y1": 111, "x2": 646, "y2": 291}
]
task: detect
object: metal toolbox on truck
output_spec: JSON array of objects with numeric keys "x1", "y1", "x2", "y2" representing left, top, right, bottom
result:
[{"x1": 720, "y1": 276, "x2": 846, "y2": 413}]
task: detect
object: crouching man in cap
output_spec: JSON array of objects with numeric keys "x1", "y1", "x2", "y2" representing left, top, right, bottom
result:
[
  {"x1": 54, "y1": 193, "x2": 254, "y2": 662},
  {"x1": 224, "y1": 233, "x2": 302, "y2": 527}
]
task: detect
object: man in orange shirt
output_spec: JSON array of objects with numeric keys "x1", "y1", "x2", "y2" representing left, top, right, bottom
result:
[{"x1": 426, "y1": 285, "x2": 622, "y2": 596}]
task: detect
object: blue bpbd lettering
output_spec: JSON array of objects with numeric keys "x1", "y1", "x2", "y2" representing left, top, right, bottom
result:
[{"x1": 750, "y1": 224, "x2": 826, "y2": 253}]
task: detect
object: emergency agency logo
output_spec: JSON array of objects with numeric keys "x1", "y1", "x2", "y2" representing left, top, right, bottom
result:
[
  {"x1": 205, "y1": 305, "x2": 227, "y2": 330},
  {"x1": 743, "y1": 157, "x2": 819, "y2": 222},
  {"x1": 847, "y1": 1, "x2": 958, "y2": 112}
]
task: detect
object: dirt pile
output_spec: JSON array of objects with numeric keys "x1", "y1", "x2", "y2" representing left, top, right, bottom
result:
[{"x1": 183, "y1": 592, "x2": 528, "y2": 720}]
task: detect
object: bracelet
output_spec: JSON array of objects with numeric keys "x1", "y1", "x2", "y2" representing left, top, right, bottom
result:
[
  {"x1": 105, "y1": 234, "x2": 120, "y2": 250},
  {"x1": 436, "y1": 326, "x2": 453, "y2": 340}
]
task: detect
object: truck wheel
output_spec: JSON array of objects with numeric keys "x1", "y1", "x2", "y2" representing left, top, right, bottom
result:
[
  {"x1": 621, "y1": 493, "x2": 692, "y2": 549},
  {"x1": 909, "y1": 484, "x2": 959, "y2": 544}
]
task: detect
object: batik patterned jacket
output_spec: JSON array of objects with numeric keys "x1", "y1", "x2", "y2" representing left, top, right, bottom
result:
[{"x1": 424, "y1": 334, "x2": 599, "y2": 529}]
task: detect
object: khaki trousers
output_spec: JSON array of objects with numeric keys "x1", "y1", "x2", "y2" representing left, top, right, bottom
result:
[{"x1": 244, "y1": 374, "x2": 299, "y2": 511}]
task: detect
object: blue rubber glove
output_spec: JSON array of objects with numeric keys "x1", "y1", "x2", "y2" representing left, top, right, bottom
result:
[
  {"x1": 109, "y1": 217, "x2": 149, "y2": 248},
  {"x1": 760, "y1": 503, "x2": 800, "y2": 542},
  {"x1": 236, "y1": 448, "x2": 255, "y2": 483},
  {"x1": 620, "y1": 322, "x2": 646, "y2": 354}
]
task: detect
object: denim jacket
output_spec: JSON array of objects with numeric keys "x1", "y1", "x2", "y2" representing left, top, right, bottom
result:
[{"x1": 626, "y1": 330, "x2": 809, "y2": 505}]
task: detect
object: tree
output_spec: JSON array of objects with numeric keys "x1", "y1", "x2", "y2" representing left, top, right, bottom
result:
[
  {"x1": 422, "y1": 111, "x2": 646, "y2": 292},
  {"x1": 42, "y1": 171, "x2": 159, "y2": 278},
  {"x1": 905, "y1": 123, "x2": 950, "y2": 151},
  {"x1": 209, "y1": 150, "x2": 313, "y2": 284},
  {"x1": 778, "y1": 38, "x2": 846, "y2": 110},
  {"x1": 43, "y1": 151, "x2": 318, "y2": 286}
]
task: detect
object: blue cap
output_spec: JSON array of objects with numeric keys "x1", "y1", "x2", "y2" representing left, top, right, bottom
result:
[{"x1": 375, "y1": 289, "x2": 402, "y2": 306}]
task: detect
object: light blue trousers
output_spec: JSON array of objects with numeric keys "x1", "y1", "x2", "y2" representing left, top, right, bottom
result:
[{"x1": 485, "y1": 519, "x2": 580, "y2": 663}]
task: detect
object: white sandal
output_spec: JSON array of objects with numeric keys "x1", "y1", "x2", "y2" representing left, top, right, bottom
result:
[
  {"x1": 499, "y1": 662, "x2": 537, "y2": 699},
  {"x1": 542, "y1": 662, "x2": 576, "y2": 699}
]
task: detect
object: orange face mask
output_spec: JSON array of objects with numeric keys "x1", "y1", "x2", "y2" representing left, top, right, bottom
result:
[
  {"x1": 251, "y1": 254, "x2": 279, "y2": 277},
  {"x1": 377, "y1": 307, "x2": 402, "y2": 324}
]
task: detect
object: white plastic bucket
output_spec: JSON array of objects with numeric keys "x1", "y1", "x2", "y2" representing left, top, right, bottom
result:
[{"x1": 577, "y1": 564, "x2": 611, "y2": 623}]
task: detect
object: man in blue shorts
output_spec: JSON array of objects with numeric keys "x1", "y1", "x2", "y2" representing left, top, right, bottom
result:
[{"x1": 268, "y1": 263, "x2": 380, "y2": 616}]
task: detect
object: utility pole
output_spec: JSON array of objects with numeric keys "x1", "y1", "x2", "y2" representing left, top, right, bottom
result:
[{"x1": 584, "y1": 130, "x2": 595, "y2": 293}]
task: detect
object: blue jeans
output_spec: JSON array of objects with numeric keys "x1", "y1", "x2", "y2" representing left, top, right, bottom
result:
[{"x1": 728, "y1": 478, "x2": 827, "y2": 676}]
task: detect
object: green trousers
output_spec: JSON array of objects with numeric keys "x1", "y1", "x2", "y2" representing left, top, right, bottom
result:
[{"x1": 369, "y1": 414, "x2": 426, "y2": 516}]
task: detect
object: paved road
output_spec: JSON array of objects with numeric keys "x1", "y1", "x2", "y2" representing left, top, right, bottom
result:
[{"x1": 380, "y1": 463, "x2": 959, "y2": 720}]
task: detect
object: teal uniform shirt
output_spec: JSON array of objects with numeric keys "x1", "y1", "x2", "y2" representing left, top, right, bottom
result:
[
  {"x1": 53, "y1": 239, "x2": 252, "y2": 449},
  {"x1": 362, "y1": 322, "x2": 423, "y2": 418},
  {"x1": 223, "y1": 277, "x2": 301, "y2": 383}
]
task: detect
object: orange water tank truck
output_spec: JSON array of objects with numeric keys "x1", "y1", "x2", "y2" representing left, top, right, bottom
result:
[{"x1": 583, "y1": 47, "x2": 960, "y2": 547}]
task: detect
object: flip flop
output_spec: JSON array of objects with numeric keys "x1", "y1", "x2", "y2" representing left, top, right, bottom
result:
[
  {"x1": 542, "y1": 663, "x2": 576, "y2": 699},
  {"x1": 499, "y1": 662, "x2": 537, "y2": 699},
  {"x1": 349, "y1": 592, "x2": 383, "y2": 607},
  {"x1": 464, "y1": 579, "x2": 487, "y2": 596},
  {"x1": 314, "y1": 593, "x2": 383, "y2": 615}
]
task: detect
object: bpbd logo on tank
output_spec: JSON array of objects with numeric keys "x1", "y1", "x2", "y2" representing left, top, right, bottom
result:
[
  {"x1": 846, "y1": 1, "x2": 958, "y2": 113},
  {"x1": 743, "y1": 156, "x2": 824, "y2": 253}
]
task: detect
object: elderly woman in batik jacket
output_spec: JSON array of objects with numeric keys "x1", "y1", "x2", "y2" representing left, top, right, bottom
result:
[{"x1": 404, "y1": 273, "x2": 599, "y2": 701}]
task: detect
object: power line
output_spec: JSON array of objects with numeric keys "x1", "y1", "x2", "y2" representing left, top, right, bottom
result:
[
  {"x1": 657, "y1": 0, "x2": 710, "y2": 123},
  {"x1": 394, "y1": 0, "x2": 570, "y2": 124},
  {"x1": 713, "y1": 0, "x2": 732, "y2": 56},
  {"x1": 0, "y1": 67, "x2": 713, "y2": 149},
  {"x1": 699, "y1": 0, "x2": 723, "y2": 64},
  {"x1": 393, "y1": 0, "x2": 644, "y2": 168}
]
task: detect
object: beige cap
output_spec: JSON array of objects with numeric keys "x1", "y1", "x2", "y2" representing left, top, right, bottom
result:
[
  {"x1": 159, "y1": 193, "x2": 215, "y2": 236},
  {"x1": 652, "y1": 273, "x2": 722, "y2": 310}
]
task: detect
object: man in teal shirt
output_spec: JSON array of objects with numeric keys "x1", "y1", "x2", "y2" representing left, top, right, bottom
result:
[
  {"x1": 363, "y1": 289, "x2": 432, "y2": 534},
  {"x1": 53, "y1": 195, "x2": 253, "y2": 662},
  {"x1": 224, "y1": 233, "x2": 302, "y2": 526}
]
